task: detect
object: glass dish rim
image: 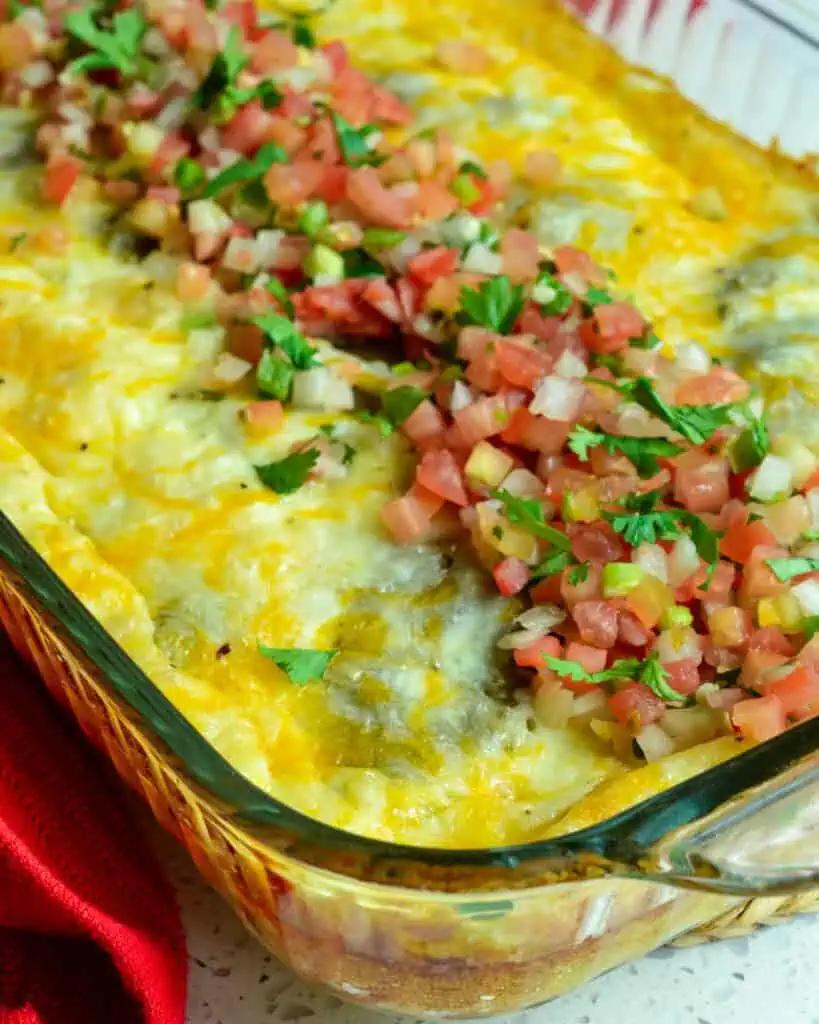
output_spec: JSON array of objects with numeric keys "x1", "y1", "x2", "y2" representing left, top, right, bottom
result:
[{"x1": 5, "y1": 509, "x2": 819, "y2": 886}]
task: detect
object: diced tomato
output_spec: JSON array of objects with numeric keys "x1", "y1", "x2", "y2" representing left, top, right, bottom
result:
[
  {"x1": 708, "y1": 606, "x2": 752, "y2": 648},
  {"x1": 573, "y1": 600, "x2": 619, "y2": 649},
  {"x1": 674, "y1": 451, "x2": 730, "y2": 514},
  {"x1": 501, "y1": 408, "x2": 568, "y2": 454},
  {"x1": 732, "y1": 694, "x2": 786, "y2": 742},
  {"x1": 675, "y1": 366, "x2": 750, "y2": 406},
  {"x1": 466, "y1": 176, "x2": 505, "y2": 215},
  {"x1": 748, "y1": 627, "x2": 794, "y2": 657},
  {"x1": 560, "y1": 562, "x2": 602, "y2": 608},
  {"x1": 739, "y1": 545, "x2": 789, "y2": 603},
  {"x1": 222, "y1": 1, "x2": 258, "y2": 31},
  {"x1": 765, "y1": 666, "x2": 819, "y2": 721},
  {"x1": 493, "y1": 556, "x2": 531, "y2": 596},
  {"x1": 381, "y1": 492, "x2": 434, "y2": 543},
  {"x1": 518, "y1": 306, "x2": 564, "y2": 343},
  {"x1": 402, "y1": 399, "x2": 446, "y2": 447},
  {"x1": 347, "y1": 167, "x2": 413, "y2": 229},
  {"x1": 42, "y1": 153, "x2": 83, "y2": 206},
  {"x1": 414, "y1": 179, "x2": 459, "y2": 221},
  {"x1": 720, "y1": 512, "x2": 777, "y2": 564},
  {"x1": 500, "y1": 229, "x2": 540, "y2": 283},
  {"x1": 593, "y1": 301, "x2": 645, "y2": 346},
  {"x1": 361, "y1": 277, "x2": 403, "y2": 322},
  {"x1": 453, "y1": 395, "x2": 509, "y2": 446},
  {"x1": 609, "y1": 683, "x2": 666, "y2": 729},
  {"x1": 407, "y1": 246, "x2": 459, "y2": 286},
  {"x1": 529, "y1": 574, "x2": 563, "y2": 606},
  {"x1": 416, "y1": 449, "x2": 468, "y2": 506},
  {"x1": 370, "y1": 84, "x2": 414, "y2": 125},
  {"x1": 149, "y1": 131, "x2": 190, "y2": 179},
  {"x1": 565, "y1": 642, "x2": 607, "y2": 674},
  {"x1": 801, "y1": 469, "x2": 819, "y2": 493},
  {"x1": 264, "y1": 160, "x2": 325, "y2": 205},
  {"x1": 663, "y1": 658, "x2": 701, "y2": 696},
  {"x1": 514, "y1": 634, "x2": 561, "y2": 669},
  {"x1": 221, "y1": 100, "x2": 275, "y2": 155},
  {"x1": 616, "y1": 608, "x2": 653, "y2": 647},
  {"x1": 253, "y1": 29, "x2": 300, "y2": 72},
  {"x1": 494, "y1": 339, "x2": 550, "y2": 390},
  {"x1": 695, "y1": 560, "x2": 736, "y2": 601},
  {"x1": 569, "y1": 524, "x2": 625, "y2": 564},
  {"x1": 243, "y1": 400, "x2": 284, "y2": 436},
  {"x1": 227, "y1": 324, "x2": 264, "y2": 364},
  {"x1": 553, "y1": 245, "x2": 605, "y2": 286},
  {"x1": 544, "y1": 467, "x2": 595, "y2": 503}
]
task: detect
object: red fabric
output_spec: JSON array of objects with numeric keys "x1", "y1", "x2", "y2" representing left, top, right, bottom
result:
[{"x1": 0, "y1": 637, "x2": 187, "y2": 1024}]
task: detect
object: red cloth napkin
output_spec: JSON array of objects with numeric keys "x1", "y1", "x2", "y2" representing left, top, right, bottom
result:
[{"x1": 0, "y1": 636, "x2": 187, "y2": 1024}]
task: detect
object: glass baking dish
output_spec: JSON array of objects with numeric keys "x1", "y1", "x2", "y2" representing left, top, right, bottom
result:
[{"x1": 2, "y1": 0, "x2": 819, "y2": 1019}]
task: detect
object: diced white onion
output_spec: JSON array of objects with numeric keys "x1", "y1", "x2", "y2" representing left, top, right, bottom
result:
[
  {"x1": 771, "y1": 436, "x2": 818, "y2": 489},
  {"x1": 516, "y1": 604, "x2": 566, "y2": 631},
  {"x1": 255, "y1": 229, "x2": 284, "y2": 267},
  {"x1": 501, "y1": 468, "x2": 544, "y2": 499},
  {"x1": 17, "y1": 6, "x2": 48, "y2": 44},
  {"x1": 155, "y1": 96, "x2": 189, "y2": 131},
  {"x1": 19, "y1": 60, "x2": 53, "y2": 89},
  {"x1": 462, "y1": 243, "x2": 502, "y2": 275},
  {"x1": 531, "y1": 280, "x2": 557, "y2": 305},
  {"x1": 632, "y1": 543, "x2": 668, "y2": 583},
  {"x1": 211, "y1": 353, "x2": 252, "y2": 385},
  {"x1": 675, "y1": 342, "x2": 711, "y2": 375},
  {"x1": 388, "y1": 235, "x2": 423, "y2": 271},
  {"x1": 799, "y1": 542, "x2": 819, "y2": 559},
  {"x1": 668, "y1": 534, "x2": 700, "y2": 586},
  {"x1": 792, "y1": 579, "x2": 819, "y2": 616},
  {"x1": 560, "y1": 271, "x2": 588, "y2": 296},
  {"x1": 553, "y1": 349, "x2": 587, "y2": 379},
  {"x1": 534, "y1": 687, "x2": 575, "y2": 728},
  {"x1": 806, "y1": 488, "x2": 819, "y2": 528},
  {"x1": 571, "y1": 690, "x2": 608, "y2": 717},
  {"x1": 661, "y1": 707, "x2": 719, "y2": 745},
  {"x1": 277, "y1": 65, "x2": 318, "y2": 90},
  {"x1": 635, "y1": 724, "x2": 676, "y2": 762},
  {"x1": 439, "y1": 212, "x2": 481, "y2": 248},
  {"x1": 412, "y1": 314, "x2": 443, "y2": 341},
  {"x1": 188, "y1": 199, "x2": 232, "y2": 236},
  {"x1": 143, "y1": 27, "x2": 172, "y2": 57},
  {"x1": 291, "y1": 367, "x2": 355, "y2": 411},
  {"x1": 450, "y1": 380, "x2": 475, "y2": 414},
  {"x1": 60, "y1": 123, "x2": 89, "y2": 150},
  {"x1": 652, "y1": 627, "x2": 703, "y2": 665},
  {"x1": 529, "y1": 375, "x2": 585, "y2": 420},
  {"x1": 198, "y1": 126, "x2": 221, "y2": 152},
  {"x1": 497, "y1": 627, "x2": 544, "y2": 651},
  {"x1": 57, "y1": 101, "x2": 92, "y2": 127},
  {"x1": 749, "y1": 454, "x2": 793, "y2": 502},
  {"x1": 222, "y1": 236, "x2": 261, "y2": 273}
]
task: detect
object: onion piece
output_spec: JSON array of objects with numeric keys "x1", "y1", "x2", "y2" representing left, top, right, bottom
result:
[
  {"x1": 668, "y1": 534, "x2": 699, "y2": 586},
  {"x1": 462, "y1": 243, "x2": 502, "y2": 275},
  {"x1": 749, "y1": 454, "x2": 793, "y2": 501},
  {"x1": 792, "y1": 579, "x2": 819, "y2": 616},
  {"x1": 291, "y1": 367, "x2": 355, "y2": 411},
  {"x1": 529, "y1": 375, "x2": 584, "y2": 421},
  {"x1": 516, "y1": 604, "x2": 566, "y2": 631},
  {"x1": 634, "y1": 724, "x2": 676, "y2": 762},
  {"x1": 553, "y1": 349, "x2": 587, "y2": 379},
  {"x1": 211, "y1": 353, "x2": 252, "y2": 385},
  {"x1": 632, "y1": 543, "x2": 668, "y2": 583},
  {"x1": 534, "y1": 687, "x2": 575, "y2": 728}
]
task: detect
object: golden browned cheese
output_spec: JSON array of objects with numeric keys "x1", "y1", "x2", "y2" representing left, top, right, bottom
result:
[{"x1": 0, "y1": 0, "x2": 812, "y2": 847}]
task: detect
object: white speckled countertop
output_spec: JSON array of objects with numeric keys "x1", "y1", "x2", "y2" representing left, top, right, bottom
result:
[{"x1": 149, "y1": 826, "x2": 819, "y2": 1024}]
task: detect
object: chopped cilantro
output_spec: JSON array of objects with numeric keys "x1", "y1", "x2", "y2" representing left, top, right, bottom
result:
[
  {"x1": 584, "y1": 285, "x2": 613, "y2": 308},
  {"x1": 258, "y1": 645, "x2": 336, "y2": 684},
  {"x1": 491, "y1": 490, "x2": 571, "y2": 550},
  {"x1": 459, "y1": 275, "x2": 524, "y2": 334},
  {"x1": 543, "y1": 655, "x2": 643, "y2": 686},
  {"x1": 801, "y1": 616, "x2": 819, "y2": 640},
  {"x1": 254, "y1": 448, "x2": 319, "y2": 494},
  {"x1": 729, "y1": 410, "x2": 770, "y2": 472},
  {"x1": 530, "y1": 549, "x2": 574, "y2": 580},
  {"x1": 332, "y1": 112, "x2": 383, "y2": 167},
  {"x1": 380, "y1": 385, "x2": 428, "y2": 427},
  {"x1": 193, "y1": 27, "x2": 248, "y2": 110},
  {"x1": 174, "y1": 157, "x2": 206, "y2": 195},
  {"x1": 803, "y1": 529, "x2": 819, "y2": 542},
  {"x1": 766, "y1": 557, "x2": 819, "y2": 583},
  {"x1": 265, "y1": 276, "x2": 294, "y2": 317},
  {"x1": 567, "y1": 425, "x2": 683, "y2": 478},
  {"x1": 630, "y1": 331, "x2": 661, "y2": 350},
  {"x1": 232, "y1": 79, "x2": 283, "y2": 110},
  {"x1": 201, "y1": 142, "x2": 287, "y2": 199},
  {"x1": 64, "y1": 6, "x2": 147, "y2": 78},
  {"x1": 343, "y1": 247, "x2": 385, "y2": 278},
  {"x1": 639, "y1": 651, "x2": 685, "y2": 702},
  {"x1": 629, "y1": 376, "x2": 737, "y2": 445},
  {"x1": 567, "y1": 561, "x2": 590, "y2": 586},
  {"x1": 256, "y1": 350, "x2": 293, "y2": 401},
  {"x1": 298, "y1": 200, "x2": 329, "y2": 239},
  {"x1": 252, "y1": 313, "x2": 319, "y2": 370},
  {"x1": 533, "y1": 271, "x2": 573, "y2": 317},
  {"x1": 354, "y1": 409, "x2": 394, "y2": 436},
  {"x1": 8, "y1": 232, "x2": 27, "y2": 252},
  {"x1": 458, "y1": 159, "x2": 488, "y2": 180},
  {"x1": 291, "y1": 15, "x2": 316, "y2": 48},
  {"x1": 605, "y1": 503, "x2": 682, "y2": 548}
]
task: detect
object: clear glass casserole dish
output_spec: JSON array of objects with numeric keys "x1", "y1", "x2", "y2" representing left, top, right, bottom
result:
[{"x1": 1, "y1": 0, "x2": 819, "y2": 1019}]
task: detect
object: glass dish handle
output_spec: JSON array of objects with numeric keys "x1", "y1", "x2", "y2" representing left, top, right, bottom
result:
[{"x1": 641, "y1": 748, "x2": 819, "y2": 895}]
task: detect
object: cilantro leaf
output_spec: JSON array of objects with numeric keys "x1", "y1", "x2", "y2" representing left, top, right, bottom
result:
[
  {"x1": 258, "y1": 645, "x2": 336, "y2": 684},
  {"x1": 491, "y1": 490, "x2": 571, "y2": 550},
  {"x1": 65, "y1": 6, "x2": 147, "y2": 78},
  {"x1": 584, "y1": 285, "x2": 613, "y2": 308},
  {"x1": 256, "y1": 350, "x2": 293, "y2": 401},
  {"x1": 630, "y1": 331, "x2": 661, "y2": 350},
  {"x1": 530, "y1": 549, "x2": 574, "y2": 580},
  {"x1": 380, "y1": 385, "x2": 428, "y2": 427},
  {"x1": 533, "y1": 270, "x2": 573, "y2": 317},
  {"x1": 801, "y1": 616, "x2": 819, "y2": 640},
  {"x1": 567, "y1": 425, "x2": 683, "y2": 478},
  {"x1": 676, "y1": 510, "x2": 722, "y2": 588},
  {"x1": 605, "y1": 506, "x2": 682, "y2": 547},
  {"x1": 342, "y1": 247, "x2": 385, "y2": 278},
  {"x1": 201, "y1": 141, "x2": 287, "y2": 199},
  {"x1": 332, "y1": 112, "x2": 383, "y2": 167},
  {"x1": 252, "y1": 313, "x2": 319, "y2": 370},
  {"x1": 543, "y1": 655, "x2": 642, "y2": 686},
  {"x1": 567, "y1": 561, "x2": 590, "y2": 585},
  {"x1": 193, "y1": 26, "x2": 248, "y2": 110},
  {"x1": 459, "y1": 276, "x2": 524, "y2": 334},
  {"x1": 639, "y1": 651, "x2": 684, "y2": 702},
  {"x1": 291, "y1": 15, "x2": 316, "y2": 48},
  {"x1": 232, "y1": 79, "x2": 283, "y2": 110},
  {"x1": 254, "y1": 448, "x2": 319, "y2": 494},
  {"x1": 265, "y1": 276, "x2": 294, "y2": 317},
  {"x1": 766, "y1": 557, "x2": 819, "y2": 583},
  {"x1": 729, "y1": 410, "x2": 770, "y2": 472},
  {"x1": 630, "y1": 377, "x2": 736, "y2": 445},
  {"x1": 354, "y1": 409, "x2": 394, "y2": 436}
]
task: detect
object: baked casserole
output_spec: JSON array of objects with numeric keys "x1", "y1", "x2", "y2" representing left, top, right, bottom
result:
[{"x1": 0, "y1": 0, "x2": 819, "y2": 1013}]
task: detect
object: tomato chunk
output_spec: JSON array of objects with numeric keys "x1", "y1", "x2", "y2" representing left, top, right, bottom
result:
[
  {"x1": 609, "y1": 683, "x2": 666, "y2": 729},
  {"x1": 416, "y1": 449, "x2": 468, "y2": 506},
  {"x1": 732, "y1": 695, "x2": 786, "y2": 742},
  {"x1": 493, "y1": 557, "x2": 531, "y2": 597},
  {"x1": 514, "y1": 634, "x2": 561, "y2": 670},
  {"x1": 765, "y1": 666, "x2": 819, "y2": 722}
]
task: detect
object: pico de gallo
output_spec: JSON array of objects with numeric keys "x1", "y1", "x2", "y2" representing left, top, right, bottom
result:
[{"x1": 6, "y1": 0, "x2": 819, "y2": 760}]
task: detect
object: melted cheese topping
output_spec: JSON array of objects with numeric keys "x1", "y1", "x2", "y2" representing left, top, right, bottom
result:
[{"x1": 0, "y1": 0, "x2": 814, "y2": 847}]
